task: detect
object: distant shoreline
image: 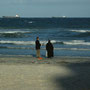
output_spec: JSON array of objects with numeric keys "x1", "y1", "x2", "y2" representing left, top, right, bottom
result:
[{"x1": 1, "y1": 17, "x2": 90, "y2": 18}]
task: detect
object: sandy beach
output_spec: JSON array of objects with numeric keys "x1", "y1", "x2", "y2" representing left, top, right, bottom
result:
[{"x1": 0, "y1": 55, "x2": 90, "y2": 90}]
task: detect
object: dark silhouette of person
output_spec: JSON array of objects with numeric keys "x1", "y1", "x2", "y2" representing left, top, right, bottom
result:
[
  {"x1": 35, "y1": 37, "x2": 41, "y2": 58},
  {"x1": 46, "y1": 40, "x2": 54, "y2": 58}
]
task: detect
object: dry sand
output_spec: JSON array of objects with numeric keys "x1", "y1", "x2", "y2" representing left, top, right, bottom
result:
[{"x1": 0, "y1": 55, "x2": 90, "y2": 90}]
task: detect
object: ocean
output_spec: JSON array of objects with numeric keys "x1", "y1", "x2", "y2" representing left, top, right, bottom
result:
[{"x1": 0, "y1": 17, "x2": 90, "y2": 57}]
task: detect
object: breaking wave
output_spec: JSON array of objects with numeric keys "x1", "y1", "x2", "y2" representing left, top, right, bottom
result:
[
  {"x1": 63, "y1": 40, "x2": 90, "y2": 45},
  {"x1": 0, "y1": 30, "x2": 31, "y2": 34},
  {"x1": 70, "y1": 30, "x2": 90, "y2": 33},
  {"x1": 0, "y1": 46, "x2": 90, "y2": 51},
  {"x1": 70, "y1": 30, "x2": 90, "y2": 37},
  {"x1": 0, "y1": 30, "x2": 31, "y2": 38},
  {"x1": 0, "y1": 41, "x2": 35, "y2": 45},
  {"x1": 0, "y1": 40, "x2": 61, "y2": 45},
  {"x1": 0, "y1": 40, "x2": 90, "y2": 46}
]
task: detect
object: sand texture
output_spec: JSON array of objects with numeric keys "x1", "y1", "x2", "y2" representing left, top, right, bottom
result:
[{"x1": 0, "y1": 55, "x2": 90, "y2": 90}]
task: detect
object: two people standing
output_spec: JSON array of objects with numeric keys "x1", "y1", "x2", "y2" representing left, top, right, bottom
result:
[{"x1": 35, "y1": 37, "x2": 54, "y2": 58}]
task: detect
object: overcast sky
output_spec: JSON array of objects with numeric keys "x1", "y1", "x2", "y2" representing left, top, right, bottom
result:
[{"x1": 0, "y1": 0, "x2": 90, "y2": 17}]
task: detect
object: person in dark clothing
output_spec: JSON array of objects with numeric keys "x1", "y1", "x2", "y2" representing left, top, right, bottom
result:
[
  {"x1": 35, "y1": 37, "x2": 41, "y2": 58},
  {"x1": 46, "y1": 40, "x2": 54, "y2": 58}
]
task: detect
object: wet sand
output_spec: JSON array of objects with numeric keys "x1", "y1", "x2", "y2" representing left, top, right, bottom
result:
[{"x1": 0, "y1": 55, "x2": 90, "y2": 90}]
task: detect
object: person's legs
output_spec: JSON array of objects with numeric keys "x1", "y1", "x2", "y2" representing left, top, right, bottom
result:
[
  {"x1": 47, "y1": 51, "x2": 50, "y2": 58},
  {"x1": 46, "y1": 51, "x2": 48, "y2": 57},
  {"x1": 38, "y1": 49, "x2": 40, "y2": 57},
  {"x1": 36, "y1": 49, "x2": 40, "y2": 58}
]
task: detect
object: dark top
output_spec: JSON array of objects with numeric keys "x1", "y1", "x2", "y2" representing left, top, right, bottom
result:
[
  {"x1": 46, "y1": 42, "x2": 54, "y2": 57},
  {"x1": 46, "y1": 42, "x2": 53, "y2": 51},
  {"x1": 35, "y1": 40, "x2": 41, "y2": 50}
]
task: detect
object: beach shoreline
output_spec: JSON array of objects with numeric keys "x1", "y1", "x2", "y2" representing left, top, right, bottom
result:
[
  {"x1": 0, "y1": 55, "x2": 90, "y2": 65},
  {"x1": 0, "y1": 55, "x2": 90, "y2": 90}
]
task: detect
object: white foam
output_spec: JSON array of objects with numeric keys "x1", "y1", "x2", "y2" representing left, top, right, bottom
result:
[
  {"x1": 0, "y1": 41, "x2": 35, "y2": 45},
  {"x1": 41, "y1": 40, "x2": 59, "y2": 45},
  {"x1": 0, "y1": 40, "x2": 90, "y2": 46},
  {"x1": 0, "y1": 40, "x2": 58, "y2": 45},
  {"x1": 70, "y1": 30, "x2": 90, "y2": 33},
  {"x1": 64, "y1": 40, "x2": 90, "y2": 45},
  {"x1": 2, "y1": 46, "x2": 90, "y2": 51},
  {"x1": 28, "y1": 21, "x2": 33, "y2": 23},
  {"x1": 54, "y1": 48, "x2": 90, "y2": 51},
  {"x1": 0, "y1": 31, "x2": 31, "y2": 34}
]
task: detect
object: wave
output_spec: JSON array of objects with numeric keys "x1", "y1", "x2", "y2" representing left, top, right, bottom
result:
[
  {"x1": 0, "y1": 46, "x2": 34, "y2": 50},
  {"x1": 0, "y1": 30, "x2": 31, "y2": 38},
  {"x1": 0, "y1": 40, "x2": 62, "y2": 45},
  {"x1": 0, "y1": 40, "x2": 90, "y2": 46},
  {"x1": 70, "y1": 30, "x2": 90, "y2": 33},
  {"x1": 63, "y1": 40, "x2": 90, "y2": 45},
  {"x1": 69, "y1": 30, "x2": 90, "y2": 37},
  {"x1": 54, "y1": 48, "x2": 90, "y2": 51},
  {"x1": 0, "y1": 31, "x2": 31, "y2": 34},
  {"x1": 0, "y1": 41, "x2": 35, "y2": 45},
  {"x1": 51, "y1": 40, "x2": 90, "y2": 46},
  {"x1": 0, "y1": 46, "x2": 90, "y2": 51}
]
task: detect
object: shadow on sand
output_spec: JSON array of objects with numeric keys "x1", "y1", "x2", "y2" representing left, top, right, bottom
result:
[{"x1": 53, "y1": 63, "x2": 90, "y2": 90}]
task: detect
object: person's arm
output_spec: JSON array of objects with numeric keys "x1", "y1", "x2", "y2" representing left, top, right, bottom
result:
[{"x1": 39, "y1": 41, "x2": 41, "y2": 46}]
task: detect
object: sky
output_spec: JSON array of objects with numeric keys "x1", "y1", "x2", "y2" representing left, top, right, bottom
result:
[{"x1": 0, "y1": 0, "x2": 90, "y2": 17}]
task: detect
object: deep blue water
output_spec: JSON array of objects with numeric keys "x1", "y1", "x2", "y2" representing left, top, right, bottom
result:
[{"x1": 0, "y1": 17, "x2": 90, "y2": 57}]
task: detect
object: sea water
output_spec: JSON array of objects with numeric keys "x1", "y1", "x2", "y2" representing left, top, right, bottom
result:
[{"x1": 0, "y1": 18, "x2": 90, "y2": 57}]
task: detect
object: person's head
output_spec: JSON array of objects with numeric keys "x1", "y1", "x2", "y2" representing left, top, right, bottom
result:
[
  {"x1": 36, "y1": 37, "x2": 39, "y2": 40},
  {"x1": 48, "y1": 40, "x2": 51, "y2": 43}
]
